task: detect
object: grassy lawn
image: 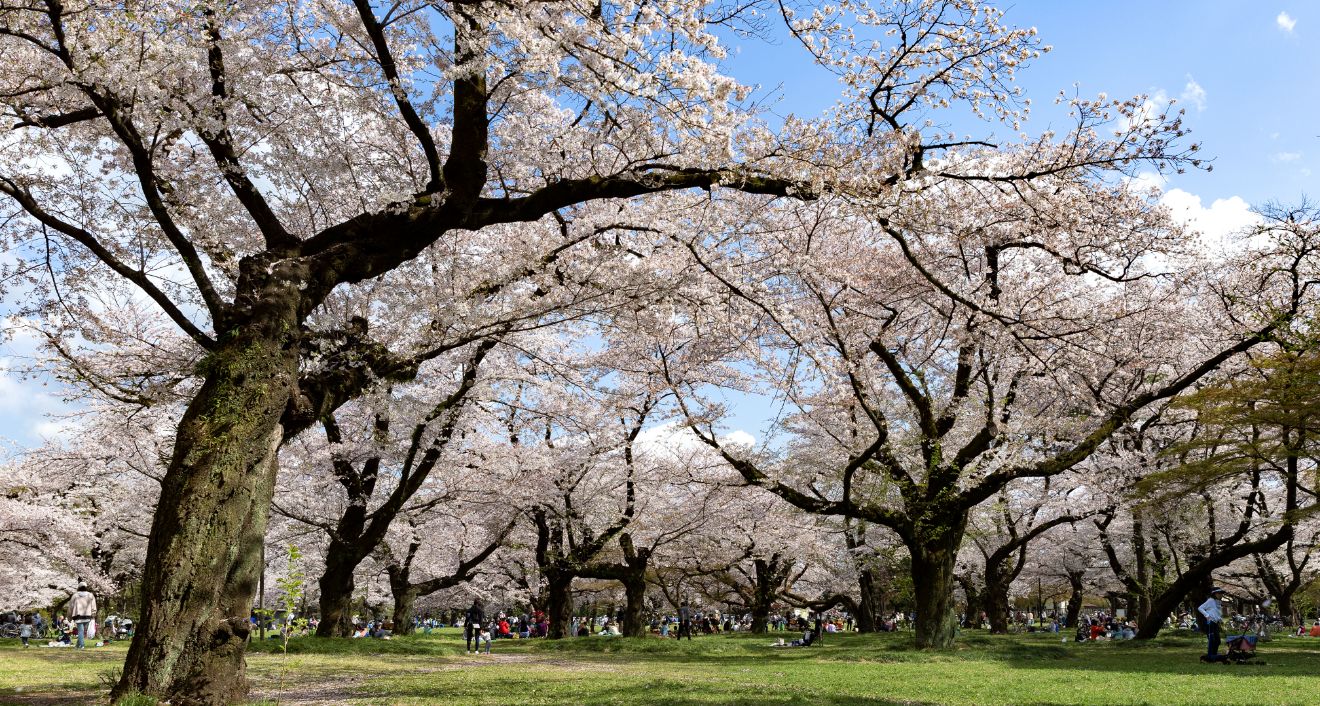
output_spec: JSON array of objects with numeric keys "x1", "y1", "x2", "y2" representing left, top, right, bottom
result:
[{"x1": 3, "y1": 628, "x2": 1319, "y2": 705}]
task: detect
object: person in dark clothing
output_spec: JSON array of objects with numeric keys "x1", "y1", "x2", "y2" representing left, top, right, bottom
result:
[
  {"x1": 464, "y1": 599, "x2": 485, "y2": 654},
  {"x1": 813, "y1": 611, "x2": 825, "y2": 645},
  {"x1": 678, "y1": 602, "x2": 693, "y2": 641}
]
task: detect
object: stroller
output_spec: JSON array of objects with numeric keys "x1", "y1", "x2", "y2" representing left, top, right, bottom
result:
[{"x1": 1224, "y1": 634, "x2": 1260, "y2": 664}]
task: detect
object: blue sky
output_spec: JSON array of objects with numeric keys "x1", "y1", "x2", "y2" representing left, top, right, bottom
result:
[
  {"x1": 713, "y1": 2, "x2": 1320, "y2": 440},
  {"x1": 2, "y1": 1, "x2": 1315, "y2": 450},
  {"x1": 720, "y1": 1, "x2": 1317, "y2": 206}
]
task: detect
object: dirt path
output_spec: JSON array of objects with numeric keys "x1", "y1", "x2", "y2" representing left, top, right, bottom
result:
[{"x1": 245, "y1": 652, "x2": 616, "y2": 704}]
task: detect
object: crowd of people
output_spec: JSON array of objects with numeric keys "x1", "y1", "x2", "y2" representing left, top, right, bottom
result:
[
  {"x1": 12, "y1": 581, "x2": 1320, "y2": 669},
  {"x1": 2, "y1": 582, "x2": 121, "y2": 649}
]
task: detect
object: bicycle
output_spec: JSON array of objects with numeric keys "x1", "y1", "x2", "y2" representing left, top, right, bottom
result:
[{"x1": 0, "y1": 623, "x2": 19, "y2": 639}]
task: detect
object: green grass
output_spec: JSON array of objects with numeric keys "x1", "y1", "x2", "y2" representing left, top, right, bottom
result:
[{"x1": 4, "y1": 629, "x2": 1320, "y2": 705}]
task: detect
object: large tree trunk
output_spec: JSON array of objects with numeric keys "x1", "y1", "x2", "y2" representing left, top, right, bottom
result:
[
  {"x1": 545, "y1": 573, "x2": 573, "y2": 639},
  {"x1": 984, "y1": 576, "x2": 1011, "y2": 634},
  {"x1": 910, "y1": 529, "x2": 964, "y2": 648},
  {"x1": 1065, "y1": 569, "x2": 1085, "y2": 629},
  {"x1": 749, "y1": 557, "x2": 785, "y2": 634},
  {"x1": 956, "y1": 572, "x2": 982, "y2": 628},
  {"x1": 1275, "y1": 592, "x2": 1296, "y2": 625},
  {"x1": 391, "y1": 588, "x2": 419, "y2": 636},
  {"x1": 113, "y1": 332, "x2": 296, "y2": 706},
  {"x1": 315, "y1": 552, "x2": 358, "y2": 638},
  {"x1": 620, "y1": 574, "x2": 647, "y2": 637},
  {"x1": 856, "y1": 568, "x2": 879, "y2": 632}
]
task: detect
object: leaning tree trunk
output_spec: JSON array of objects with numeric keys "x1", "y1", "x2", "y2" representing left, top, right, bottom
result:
[
  {"x1": 909, "y1": 514, "x2": 966, "y2": 649},
  {"x1": 545, "y1": 573, "x2": 574, "y2": 639},
  {"x1": 1136, "y1": 525, "x2": 1294, "y2": 640},
  {"x1": 113, "y1": 330, "x2": 297, "y2": 706}
]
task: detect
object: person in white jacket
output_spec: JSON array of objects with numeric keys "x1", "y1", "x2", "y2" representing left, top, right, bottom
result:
[
  {"x1": 1197, "y1": 587, "x2": 1227, "y2": 663},
  {"x1": 69, "y1": 582, "x2": 98, "y2": 650}
]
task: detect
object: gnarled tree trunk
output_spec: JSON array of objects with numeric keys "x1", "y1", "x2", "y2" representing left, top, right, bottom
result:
[
  {"x1": 544, "y1": 573, "x2": 573, "y2": 639},
  {"x1": 113, "y1": 331, "x2": 297, "y2": 706},
  {"x1": 620, "y1": 573, "x2": 647, "y2": 637},
  {"x1": 749, "y1": 554, "x2": 790, "y2": 634},
  {"x1": 910, "y1": 523, "x2": 965, "y2": 649},
  {"x1": 956, "y1": 572, "x2": 983, "y2": 628},
  {"x1": 984, "y1": 575, "x2": 1011, "y2": 634}
]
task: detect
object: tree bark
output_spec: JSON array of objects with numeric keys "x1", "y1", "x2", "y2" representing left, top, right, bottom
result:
[
  {"x1": 315, "y1": 552, "x2": 359, "y2": 638},
  {"x1": 910, "y1": 528, "x2": 963, "y2": 648},
  {"x1": 749, "y1": 560, "x2": 774, "y2": 634},
  {"x1": 984, "y1": 576, "x2": 1011, "y2": 634},
  {"x1": 113, "y1": 332, "x2": 296, "y2": 706},
  {"x1": 1136, "y1": 524, "x2": 1294, "y2": 640},
  {"x1": 748, "y1": 555, "x2": 789, "y2": 634},
  {"x1": 1065, "y1": 569, "x2": 1085, "y2": 629},
  {"x1": 391, "y1": 588, "x2": 419, "y2": 636},
  {"x1": 545, "y1": 573, "x2": 573, "y2": 639},
  {"x1": 956, "y1": 572, "x2": 982, "y2": 628},
  {"x1": 856, "y1": 568, "x2": 879, "y2": 632},
  {"x1": 620, "y1": 573, "x2": 647, "y2": 637}
]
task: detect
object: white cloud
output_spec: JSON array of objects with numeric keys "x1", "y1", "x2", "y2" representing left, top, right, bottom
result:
[
  {"x1": 1179, "y1": 76, "x2": 1206, "y2": 112},
  {"x1": 34, "y1": 419, "x2": 77, "y2": 441},
  {"x1": 0, "y1": 318, "x2": 79, "y2": 446},
  {"x1": 1125, "y1": 171, "x2": 1168, "y2": 196},
  {"x1": 1277, "y1": 11, "x2": 1297, "y2": 33},
  {"x1": 1158, "y1": 188, "x2": 1260, "y2": 251},
  {"x1": 636, "y1": 420, "x2": 755, "y2": 458},
  {"x1": 1271, "y1": 151, "x2": 1302, "y2": 162},
  {"x1": 723, "y1": 430, "x2": 756, "y2": 448}
]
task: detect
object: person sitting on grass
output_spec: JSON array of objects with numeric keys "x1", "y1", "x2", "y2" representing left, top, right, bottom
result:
[{"x1": 771, "y1": 629, "x2": 816, "y2": 648}]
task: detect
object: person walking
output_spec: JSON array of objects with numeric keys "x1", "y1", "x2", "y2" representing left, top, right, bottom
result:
[
  {"x1": 464, "y1": 599, "x2": 485, "y2": 655},
  {"x1": 20, "y1": 615, "x2": 33, "y2": 647},
  {"x1": 1198, "y1": 587, "x2": 1227, "y2": 663},
  {"x1": 70, "y1": 582, "x2": 97, "y2": 649},
  {"x1": 678, "y1": 602, "x2": 693, "y2": 641}
]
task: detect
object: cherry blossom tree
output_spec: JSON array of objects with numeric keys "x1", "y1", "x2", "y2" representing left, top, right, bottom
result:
[
  {"x1": 0, "y1": 0, "x2": 841, "y2": 692},
  {"x1": 380, "y1": 510, "x2": 514, "y2": 634},
  {"x1": 658, "y1": 170, "x2": 1309, "y2": 649},
  {"x1": 962, "y1": 476, "x2": 1094, "y2": 633},
  {"x1": 0, "y1": 0, "x2": 1213, "y2": 698},
  {"x1": 273, "y1": 339, "x2": 498, "y2": 636}
]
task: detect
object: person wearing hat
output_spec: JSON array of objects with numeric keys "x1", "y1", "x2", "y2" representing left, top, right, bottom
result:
[
  {"x1": 69, "y1": 582, "x2": 98, "y2": 650},
  {"x1": 1197, "y1": 587, "x2": 1228, "y2": 663}
]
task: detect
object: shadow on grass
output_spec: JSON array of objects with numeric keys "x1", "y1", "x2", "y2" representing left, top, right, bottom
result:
[
  {"x1": 244, "y1": 630, "x2": 1320, "y2": 678},
  {"x1": 372, "y1": 678, "x2": 1097, "y2": 706}
]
